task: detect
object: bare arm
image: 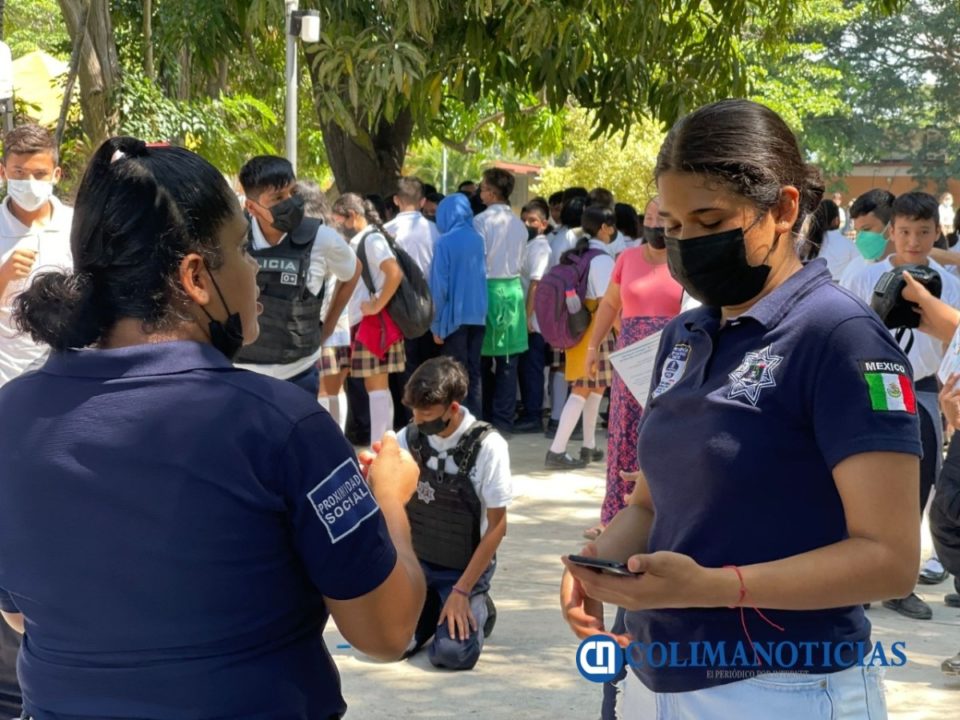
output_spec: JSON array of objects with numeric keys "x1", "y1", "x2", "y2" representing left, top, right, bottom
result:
[
  {"x1": 371, "y1": 258, "x2": 403, "y2": 311},
  {"x1": 588, "y1": 280, "x2": 623, "y2": 349},
  {"x1": 929, "y1": 248, "x2": 960, "y2": 268},
  {"x1": 321, "y1": 258, "x2": 362, "y2": 343},
  {"x1": 458, "y1": 507, "x2": 506, "y2": 593},
  {"x1": 565, "y1": 452, "x2": 920, "y2": 612},
  {"x1": 325, "y1": 434, "x2": 426, "y2": 660}
]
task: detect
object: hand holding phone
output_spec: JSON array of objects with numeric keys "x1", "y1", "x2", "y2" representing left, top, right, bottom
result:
[{"x1": 567, "y1": 554, "x2": 642, "y2": 577}]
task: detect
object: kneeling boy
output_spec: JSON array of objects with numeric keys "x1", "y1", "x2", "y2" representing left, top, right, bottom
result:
[{"x1": 397, "y1": 357, "x2": 512, "y2": 670}]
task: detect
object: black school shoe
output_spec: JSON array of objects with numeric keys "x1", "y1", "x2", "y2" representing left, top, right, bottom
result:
[
  {"x1": 580, "y1": 447, "x2": 605, "y2": 463},
  {"x1": 882, "y1": 592, "x2": 933, "y2": 620},
  {"x1": 942, "y1": 651, "x2": 960, "y2": 676},
  {"x1": 545, "y1": 450, "x2": 587, "y2": 469},
  {"x1": 513, "y1": 418, "x2": 543, "y2": 433},
  {"x1": 918, "y1": 557, "x2": 949, "y2": 585}
]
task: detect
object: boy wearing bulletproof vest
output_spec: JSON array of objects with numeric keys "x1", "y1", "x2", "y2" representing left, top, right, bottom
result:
[{"x1": 396, "y1": 357, "x2": 512, "y2": 670}]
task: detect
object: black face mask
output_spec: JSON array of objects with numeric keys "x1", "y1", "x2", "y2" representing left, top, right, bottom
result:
[
  {"x1": 527, "y1": 226, "x2": 539, "y2": 241},
  {"x1": 664, "y1": 227, "x2": 777, "y2": 308},
  {"x1": 643, "y1": 226, "x2": 666, "y2": 250},
  {"x1": 417, "y1": 408, "x2": 454, "y2": 437},
  {"x1": 199, "y1": 265, "x2": 245, "y2": 361},
  {"x1": 269, "y1": 195, "x2": 305, "y2": 234}
]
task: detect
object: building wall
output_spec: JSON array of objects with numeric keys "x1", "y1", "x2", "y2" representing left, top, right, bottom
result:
[{"x1": 831, "y1": 165, "x2": 960, "y2": 204}]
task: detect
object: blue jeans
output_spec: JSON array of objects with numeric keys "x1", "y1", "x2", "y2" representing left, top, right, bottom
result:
[
  {"x1": 411, "y1": 559, "x2": 496, "y2": 670},
  {"x1": 441, "y1": 325, "x2": 485, "y2": 417},
  {"x1": 287, "y1": 364, "x2": 319, "y2": 396},
  {"x1": 481, "y1": 354, "x2": 519, "y2": 433},
  {"x1": 518, "y1": 332, "x2": 547, "y2": 424},
  {"x1": 621, "y1": 665, "x2": 887, "y2": 719}
]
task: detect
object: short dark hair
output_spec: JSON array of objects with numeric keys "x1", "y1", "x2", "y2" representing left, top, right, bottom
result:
[
  {"x1": 615, "y1": 202, "x2": 640, "y2": 239},
  {"x1": 457, "y1": 180, "x2": 476, "y2": 192},
  {"x1": 403, "y1": 357, "x2": 469, "y2": 408},
  {"x1": 3, "y1": 124, "x2": 58, "y2": 165},
  {"x1": 560, "y1": 196, "x2": 586, "y2": 228},
  {"x1": 548, "y1": 191, "x2": 564, "y2": 206},
  {"x1": 588, "y1": 187, "x2": 615, "y2": 209},
  {"x1": 239, "y1": 155, "x2": 295, "y2": 196},
  {"x1": 655, "y1": 99, "x2": 824, "y2": 234},
  {"x1": 482, "y1": 168, "x2": 515, "y2": 201},
  {"x1": 425, "y1": 191, "x2": 445, "y2": 204},
  {"x1": 522, "y1": 197, "x2": 549, "y2": 220},
  {"x1": 562, "y1": 186, "x2": 588, "y2": 203},
  {"x1": 14, "y1": 137, "x2": 238, "y2": 351},
  {"x1": 422, "y1": 183, "x2": 438, "y2": 196},
  {"x1": 850, "y1": 189, "x2": 896, "y2": 224},
  {"x1": 395, "y1": 176, "x2": 425, "y2": 206},
  {"x1": 581, "y1": 206, "x2": 617, "y2": 238},
  {"x1": 891, "y1": 191, "x2": 938, "y2": 225}
]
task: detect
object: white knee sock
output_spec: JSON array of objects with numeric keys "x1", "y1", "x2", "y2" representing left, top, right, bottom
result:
[
  {"x1": 551, "y1": 372, "x2": 569, "y2": 422},
  {"x1": 369, "y1": 389, "x2": 394, "y2": 445},
  {"x1": 550, "y1": 394, "x2": 586, "y2": 454},
  {"x1": 334, "y1": 391, "x2": 347, "y2": 432},
  {"x1": 582, "y1": 393, "x2": 603, "y2": 450}
]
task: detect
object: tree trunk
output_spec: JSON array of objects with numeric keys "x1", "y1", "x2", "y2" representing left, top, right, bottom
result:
[
  {"x1": 0, "y1": 0, "x2": 6, "y2": 38},
  {"x1": 57, "y1": 0, "x2": 120, "y2": 148},
  {"x1": 321, "y1": 108, "x2": 413, "y2": 197},
  {"x1": 143, "y1": 0, "x2": 154, "y2": 81}
]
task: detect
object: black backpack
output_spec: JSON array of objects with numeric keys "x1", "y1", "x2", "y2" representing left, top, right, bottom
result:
[{"x1": 358, "y1": 230, "x2": 434, "y2": 338}]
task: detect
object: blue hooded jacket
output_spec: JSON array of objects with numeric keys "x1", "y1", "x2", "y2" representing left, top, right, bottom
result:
[{"x1": 430, "y1": 194, "x2": 489, "y2": 338}]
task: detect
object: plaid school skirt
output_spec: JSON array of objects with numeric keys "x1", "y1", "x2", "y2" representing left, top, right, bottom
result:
[
  {"x1": 569, "y1": 333, "x2": 616, "y2": 390},
  {"x1": 317, "y1": 346, "x2": 351, "y2": 377},
  {"x1": 350, "y1": 339, "x2": 406, "y2": 378}
]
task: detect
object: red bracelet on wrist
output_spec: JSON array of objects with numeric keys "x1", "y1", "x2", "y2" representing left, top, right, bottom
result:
[{"x1": 451, "y1": 586, "x2": 470, "y2": 598}]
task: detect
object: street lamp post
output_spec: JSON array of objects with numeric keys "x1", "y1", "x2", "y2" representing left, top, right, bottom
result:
[{"x1": 284, "y1": 3, "x2": 320, "y2": 174}]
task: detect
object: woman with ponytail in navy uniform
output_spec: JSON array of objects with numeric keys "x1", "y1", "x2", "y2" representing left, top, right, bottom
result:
[{"x1": 0, "y1": 138, "x2": 425, "y2": 720}]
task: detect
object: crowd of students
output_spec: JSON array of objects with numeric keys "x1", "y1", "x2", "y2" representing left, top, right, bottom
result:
[{"x1": 0, "y1": 105, "x2": 958, "y2": 720}]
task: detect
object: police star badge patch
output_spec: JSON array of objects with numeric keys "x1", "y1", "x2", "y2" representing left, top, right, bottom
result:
[
  {"x1": 416, "y1": 480, "x2": 436, "y2": 504},
  {"x1": 728, "y1": 345, "x2": 783, "y2": 406}
]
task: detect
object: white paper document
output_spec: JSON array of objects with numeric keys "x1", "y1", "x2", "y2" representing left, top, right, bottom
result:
[
  {"x1": 939, "y1": 324, "x2": 960, "y2": 384},
  {"x1": 608, "y1": 330, "x2": 663, "y2": 407}
]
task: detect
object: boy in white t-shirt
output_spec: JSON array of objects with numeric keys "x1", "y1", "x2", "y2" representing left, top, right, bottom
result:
[
  {"x1": 395, "y1": 357, "x2": 511, "y2": 670},
  {"x1": 515, "y1": 199, "x2": 553, "y2": 432}
]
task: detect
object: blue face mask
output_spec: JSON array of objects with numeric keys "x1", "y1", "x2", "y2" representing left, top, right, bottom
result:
[{"x1": 855, "y1": 230, "x2": 888, "y2": 261}]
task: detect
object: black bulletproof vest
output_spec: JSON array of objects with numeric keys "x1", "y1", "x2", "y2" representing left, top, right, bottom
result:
[
  {"x1": 405, "y1": 421, "x2": 494, "y2": 570},
  {"x1": 235, "y1": 217, "x2": 324, "y2": 365}
]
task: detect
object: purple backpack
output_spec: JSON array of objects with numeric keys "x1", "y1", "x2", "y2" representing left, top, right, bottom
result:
[{"x1": 534, "y1": 247, "x2": 604, "y2": 349}]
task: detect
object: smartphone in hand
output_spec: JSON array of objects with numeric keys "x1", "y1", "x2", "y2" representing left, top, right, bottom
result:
[{"x1": 568, "y1": 554, "x2": 642, "y2": 577}]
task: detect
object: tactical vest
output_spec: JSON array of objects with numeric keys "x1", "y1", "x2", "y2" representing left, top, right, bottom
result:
[
  {"x1": 405, "y1": 420, "x2": 496, "y2": 570},
  {"x1": 235, "y1": 217, "x2": 324, "y2": 365}
]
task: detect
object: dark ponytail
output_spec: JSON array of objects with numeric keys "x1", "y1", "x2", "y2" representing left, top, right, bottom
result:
[
  {"x1": 655, "y1": 99, "x2": 824, "y2": 235},
  {"x1": 14, "y1": 136, "x2": 238, "y2": 351},
  {"x1": 800, "y1": 199, "x2": 840, "y2": 261},
  {"x1": 332, "y1": 192, "x2": 395, "y2": 242}
]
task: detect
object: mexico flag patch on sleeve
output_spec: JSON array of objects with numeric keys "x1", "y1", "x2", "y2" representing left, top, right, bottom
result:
[{"x1": 860, "y1": 361, "x2": 916, "y2": 413}]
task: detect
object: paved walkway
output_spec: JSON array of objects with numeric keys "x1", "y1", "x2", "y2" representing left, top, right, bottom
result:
[{"x1": 327, "y1": 430, "x2": 960, "y2": 718}]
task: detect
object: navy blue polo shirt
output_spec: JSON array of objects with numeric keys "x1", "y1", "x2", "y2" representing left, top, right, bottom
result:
[
  {"x1": 627, "y1": 259, "x2": 922, "y2": 693},
  {"x1": 0, "y1": 341, "x2": 397, "y2": 719}
]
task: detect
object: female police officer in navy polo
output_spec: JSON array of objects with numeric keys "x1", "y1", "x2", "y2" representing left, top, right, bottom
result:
[
  {"x1": 562, "y1": 100, "x2": 921, "y2": 719},
  {"x1": 0, "y1": 137, "x2": 426, "y2": 720}
]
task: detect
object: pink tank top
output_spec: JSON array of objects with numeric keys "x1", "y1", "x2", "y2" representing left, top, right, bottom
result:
[{"x1": 612, "y1": 247, "x2": 684, "y2": 319}]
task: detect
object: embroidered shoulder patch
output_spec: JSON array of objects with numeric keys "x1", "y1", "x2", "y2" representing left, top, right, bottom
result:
[
  {"x1": 307, "y1": 459, "x2": 381, "y2": 543},
  {"x1": 652, "y1": 343, "x2": 692, "y2": 398},
  {"x1": 859, "y1": 360, "x2": 916, "y2": 413}
]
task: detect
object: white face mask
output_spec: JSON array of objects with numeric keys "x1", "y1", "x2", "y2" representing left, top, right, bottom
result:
[{"x1": 6, "y1": 178, "x2": 54, "y2": 212}]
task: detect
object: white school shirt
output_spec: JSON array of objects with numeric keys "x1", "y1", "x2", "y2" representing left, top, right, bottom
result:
[
  {"x1": 397, "y1": 408, "x2": 513, "y2": 536},
  {"x1": 842, "y1": 256, "x2": 960, "y2": 380},
  {"x1": 385, "y1": 210, "x2": 438, "y2": 280},
  {"x1": 0, "y1": 197, "x2": 73, "y2": 385},
  {"x1": 585, "y1": 238, "x2": 617, "y2": 300},
  {"x1": 347, "y1": 227, "x2": 395, "y2": 327},
  {"x1": 473, "y1": 203, "x2": 527, "y2": 279},
  {"x1": 522, "y1": 235, "x2": 552, "y2": 334},
  {"x1": 818, "y1": 230, "x2": 861, "y2": 282},
  {"x1": 235, "y1": 218, "x2": 356, "y2": 380}
]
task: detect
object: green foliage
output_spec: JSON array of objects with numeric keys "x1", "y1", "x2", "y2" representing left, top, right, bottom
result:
[
  {"x1": 533, "y1": 109, "x2": 665, "y2": 209},
  {"x1": 403, "y1": 139, "x2": 492, "y2": 192},
  {"x1": 5, "y1": 0, "x2": 70, "y2": 56}
]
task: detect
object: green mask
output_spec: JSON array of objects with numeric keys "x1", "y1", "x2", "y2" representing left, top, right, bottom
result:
[{"x1": 855, "y1": 230, "x2": 887, "y2": 261}]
